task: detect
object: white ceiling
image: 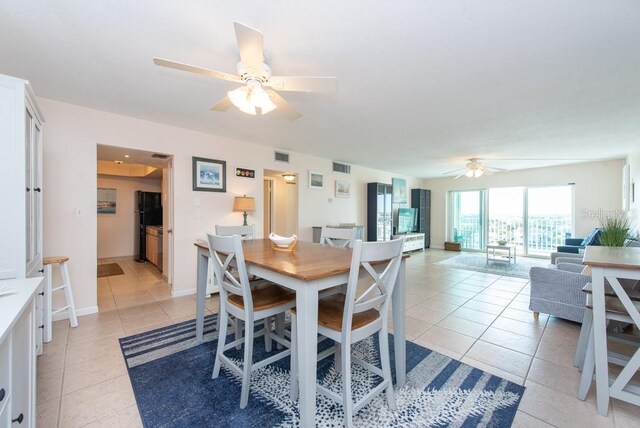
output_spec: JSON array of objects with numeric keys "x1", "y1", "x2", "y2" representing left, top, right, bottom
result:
[{"x1": 2, "y1": 1, "x2": 639, "y2": 178}]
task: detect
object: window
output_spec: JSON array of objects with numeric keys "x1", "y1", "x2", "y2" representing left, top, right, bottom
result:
[{"x1": 449, "y1": 185, "x2": 573, "y2": 255}]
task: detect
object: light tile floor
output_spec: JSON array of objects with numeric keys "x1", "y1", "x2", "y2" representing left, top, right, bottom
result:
[{"x1": 36, "y1": 250, "x2": 640, "y2": 427}]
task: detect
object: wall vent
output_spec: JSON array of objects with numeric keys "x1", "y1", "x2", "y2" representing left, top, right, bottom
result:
[
  {"x1": 151, "y1": 153, "x2": 170, "y2": 159},
  {"x1": 332, "y1": 161, "x2": 351, "y2": 174},
  {"x1": 274, "y1": 151, "x2": 290, "y2": 163}
]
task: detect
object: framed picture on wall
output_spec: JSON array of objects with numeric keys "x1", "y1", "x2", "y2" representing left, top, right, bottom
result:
[
  {"x1": 392, "y1": 177, "x2": 407, "y2": 204},
  {"x1": 309, "y1": 170, "x2": 324, "y2": 189},
  {"x1": 335, "y1": 180, "x2": 350, "y2": 198},
  {"x1": 97, "y1": 187, "x2": 116, "y2": 214},
  {"x1": 193, "y1": 157, "x2": 226, "y2": 192}
]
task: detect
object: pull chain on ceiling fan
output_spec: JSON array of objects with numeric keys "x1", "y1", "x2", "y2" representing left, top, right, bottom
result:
[{"x1": 153, "y1": 22, "x2": 337, "y2": 120}]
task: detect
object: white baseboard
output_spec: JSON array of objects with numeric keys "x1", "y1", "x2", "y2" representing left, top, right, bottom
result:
[
  {"x1": 52, "y1": 305, "x2": 99, "y2": 321},
  {"x1": 171, "y1": 287, "x2": 196, "y2": 298}
]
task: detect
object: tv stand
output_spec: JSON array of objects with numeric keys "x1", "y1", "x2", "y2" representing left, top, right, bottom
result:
[{"x1": 393, "y1": 233, "x2": 425, "y2": 252}]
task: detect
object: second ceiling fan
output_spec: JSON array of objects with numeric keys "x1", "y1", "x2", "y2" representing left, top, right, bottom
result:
[
  {"x1": 153, "y1": 22, "x2": 337, "y2": 120},
  {"x1": 444, "y1": 159, "x2": 509, "y2": 179}
]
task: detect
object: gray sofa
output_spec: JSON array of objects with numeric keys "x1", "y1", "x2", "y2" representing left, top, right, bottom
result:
[{"x1": 529, "y1": 258, "x2": 589, "y2": 323}]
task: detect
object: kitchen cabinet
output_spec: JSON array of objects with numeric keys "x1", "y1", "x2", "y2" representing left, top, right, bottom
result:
[
  {"x1": 145, "y1": 227, "x2": 163, "y2": 271},
  {"x1": 0, "y1": 277, "x2": 43, "y2": 428},
  {"x1": 0, "y1": 74, "x2": 45, "y2": 357}
]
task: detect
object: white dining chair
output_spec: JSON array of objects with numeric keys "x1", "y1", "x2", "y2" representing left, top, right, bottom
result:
[
  {"x1": 215, "y1": 224, "x2": 255, "y2": 239},
  {"x1": 208, "y1": 233, "x2": 295, "y2": 409},
  {"x1": 290, "y1": 237, "x2": 405, "y2": 426},
  {"x1": 214, "y1": 224, "x2": 282, "y2": 352},
  {"x1": 319, "y1": 226, "x2": 357, "y2": 248}
]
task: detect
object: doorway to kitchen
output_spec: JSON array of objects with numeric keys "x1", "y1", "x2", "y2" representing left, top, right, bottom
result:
[{"x1": 96, "y1": 145, "x2": 174, "y2": 308}]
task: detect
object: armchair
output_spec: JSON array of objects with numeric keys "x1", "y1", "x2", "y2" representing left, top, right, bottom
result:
[
  {"x1": 556, "y1": 228, "x2": 602, "y2": 254},
  {"x1": 529, "y1": 264, "x2": 590, "y2": 323}
]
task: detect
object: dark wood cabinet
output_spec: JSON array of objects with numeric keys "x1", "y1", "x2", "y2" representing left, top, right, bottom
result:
[
  {"x1": 411, "y1": 188, "x2": 431, "y2": 248},
  {"x1": 367, "y1": 183, "x2": 393, "y2": 242}
]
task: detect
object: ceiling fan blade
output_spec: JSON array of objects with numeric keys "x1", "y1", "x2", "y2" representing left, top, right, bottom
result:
[
  {"x1": 487, "y1": 167, "x2": 509, "y2": 172},
  {"x1": 267, "y1": 76, "x2": 337, "y2": 93},
  {"x1": 443, "y1": 168, "x2": 465, "y2": 175},
  {"x1": 453, "y1": 173, "x2": 466, "y2": 180},
  {"x1": 234, "y1": 22, "x2": 264, "y2": 74},
  {"x1": 153, "y1": 58, "x2": 241, "y2": 83},
  {"x1": 266, "y1": 90, "x2": 302, "y2": 121},
  {"x1": 211, "y1": 96, "x2": 234, "y2": 112}
]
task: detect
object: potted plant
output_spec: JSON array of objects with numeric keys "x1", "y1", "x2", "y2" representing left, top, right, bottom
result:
[{"x1": 599, "y1": 216, "x2": 632, "y2": 247}]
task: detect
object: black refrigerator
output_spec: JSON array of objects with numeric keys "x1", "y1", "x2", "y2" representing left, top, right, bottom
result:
[{"x1": 134, "y1": 191, "x2": 163, "y2": 262}]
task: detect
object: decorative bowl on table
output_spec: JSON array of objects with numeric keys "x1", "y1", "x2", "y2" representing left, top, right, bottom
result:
[
  {"x1": 269, "y1": 233, "x2": 298, "y2": 251},
  {"x1": 497, "y1": 240, "x2": 508, "y2": 246}
]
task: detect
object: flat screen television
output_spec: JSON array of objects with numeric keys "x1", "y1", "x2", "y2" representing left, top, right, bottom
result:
[{"x1": 397, "y1": 207, "x2": 417, "y2": 234}]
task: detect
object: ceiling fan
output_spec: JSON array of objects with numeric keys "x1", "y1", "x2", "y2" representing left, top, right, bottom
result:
[
  {"x1": 444, "y1": 159, "x2": 509, "y2": 179},
  {"x1": 153, "y1": 22, "x2": 337, "y2": 120}
]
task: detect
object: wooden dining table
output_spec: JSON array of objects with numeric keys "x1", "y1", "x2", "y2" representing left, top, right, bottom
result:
[
  {"x1": 582, "y1": 246, "x2": 640, "y2": 416},
  {"x1": 194, "y1": 238, "x2": 407, "y2": 427}
]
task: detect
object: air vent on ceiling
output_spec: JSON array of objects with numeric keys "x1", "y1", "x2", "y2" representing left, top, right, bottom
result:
[
  {"x1": 332, "y1": 161, "x2": 351, "y2": 174},
  {"x1": 274, "y1": 151, "x2": 290, "y2": 163},
  {"x1": 151, "y1": 153, "x2": 170, "y2": 159}
]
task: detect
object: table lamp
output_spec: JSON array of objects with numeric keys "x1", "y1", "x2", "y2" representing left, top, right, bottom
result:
[{"x1": 233, "y1": 195, "x2": 255, "y2": 226}]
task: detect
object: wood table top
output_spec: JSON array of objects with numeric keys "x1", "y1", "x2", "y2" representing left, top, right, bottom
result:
[
  {"x1": 583, "y1": 246, "x2": 640, "y2": 270},
  {"x1": 196, "y1": 238, "x2": 354, "y2": 281}
]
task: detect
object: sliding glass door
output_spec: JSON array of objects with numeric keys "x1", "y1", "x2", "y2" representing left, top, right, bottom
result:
[
  {"x1": 527, "y1": 186, "x2": 573, "y2": 255},
  {"x1": 450, "y1": 190, "x2": 484, "y2": 250},
  {"x1": 488, "y1": 187, "x2": 524, "y2": 252},
  {"x1": 449, "y1": 185, "x2": 573, "y2": 256}
]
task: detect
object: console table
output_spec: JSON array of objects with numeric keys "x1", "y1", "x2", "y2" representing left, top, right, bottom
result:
[{"x1": 393, "y1": 233, "x2": 425, "y2": 252}]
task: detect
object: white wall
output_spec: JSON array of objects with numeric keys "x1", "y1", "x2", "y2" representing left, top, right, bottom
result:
[
  {"x1": 97, "y1": 175, "x2": 161, "y2": 259},
  {"x1": 40, "y1": 98, "x2": 421, "y2": 315},
  {"x1": 423, "y1": 160, "x2": 624, "y2": 249}
]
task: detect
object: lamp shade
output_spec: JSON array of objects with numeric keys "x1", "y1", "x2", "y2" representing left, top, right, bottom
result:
[{"x1": 233, "y1": 196, "x2": 255, "y2": 212}]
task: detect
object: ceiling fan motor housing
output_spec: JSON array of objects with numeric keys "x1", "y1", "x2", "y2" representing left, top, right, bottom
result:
[{"x1": 236, "y1": 62, "x2": 271, "y2": 85}]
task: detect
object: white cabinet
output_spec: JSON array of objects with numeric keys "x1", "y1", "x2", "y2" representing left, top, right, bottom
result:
[
  {"x1": 0, "y1": 74, "x2": 44, "y2": 280},
  {"x1": 0, "y1": 277, "x2": 42, "y2": 428},
  {"x1": 393, "y1": 233, "x2": 426, "y2": 253},
  {"x1": 0, "y1": 74, "x2": 45, "y2": 357}
]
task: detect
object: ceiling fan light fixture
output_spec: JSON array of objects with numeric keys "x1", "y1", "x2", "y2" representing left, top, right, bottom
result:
[{"x1": 253, "y1": 87, "x2": 277, "y2": 114}]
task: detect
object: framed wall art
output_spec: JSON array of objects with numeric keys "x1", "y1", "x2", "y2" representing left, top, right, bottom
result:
[
  {"x1": 392, "y1": 177, "x2": 407, "y2": 204},
  {"x1": 193, "y1": 157, "x2": 226, "y2": 192},
  {"x1": 97, "y1": 187, "x2": 117, "y2": 214},
  {"x1": 309, "y1": 170, "x2": 324, "y2": 189},
  {"x1": 335, "y1": 180, "x2": 350, "y2": 198},
  {"x1": 235, "y1": 167, "x2": 255, "y2": 179}
]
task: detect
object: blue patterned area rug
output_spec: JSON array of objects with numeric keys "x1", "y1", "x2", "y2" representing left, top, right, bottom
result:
[{"x1": 120, "y1": 315, "x2": 524, "y2": 427}]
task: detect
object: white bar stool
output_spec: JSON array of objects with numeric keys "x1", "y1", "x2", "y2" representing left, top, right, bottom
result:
[{"x1": 43, "y1": 256, "x2": 78, "y2": 342}]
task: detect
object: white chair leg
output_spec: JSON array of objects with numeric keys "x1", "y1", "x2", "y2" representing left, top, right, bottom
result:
[
  {"x1": 212, "y1": 309, "x2": 228, "y2": 379},
  {"x1": 60, "y1": 261, "x2": 78, "y2": 328},
  {"x1": 275, "y1": 313, "x2": 285, "y2": 350},
  {"x1": 578, "y1": 324, "x2": 595, "y2": 401},
  {"x1": 240, "y1": 318, "x2": 254, "y2": 409},
  {"x1": 341, "y1": 342, "x2": 354, "y2": 427},
  {"x1": 379, "y1": 329, "x2": 396, "y2": 410},
  {"x1": 290, "y1": 314, "x2": 298, "y2": 401},
  {"x1": 235, "y1": 319, "x2": 243, "y2": 350},
  {"x1": 265, "y1": 316, "x2": 272, "y2": 353},
  {"x1": 574, "y1": 308, "x2": 593, "y2": 370}
]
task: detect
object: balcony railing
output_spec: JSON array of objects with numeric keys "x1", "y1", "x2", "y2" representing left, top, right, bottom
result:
[{"x1": 454, "y1": 215, "x2": 570, "y2": 254}]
